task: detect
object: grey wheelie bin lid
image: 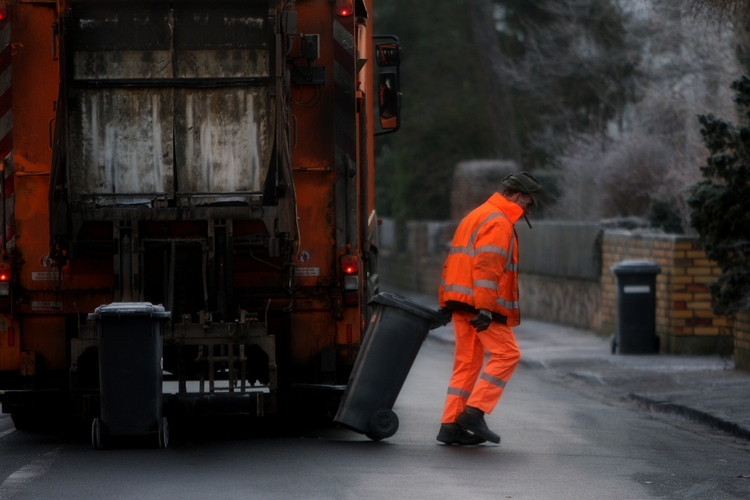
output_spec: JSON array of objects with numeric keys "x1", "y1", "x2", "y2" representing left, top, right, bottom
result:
[
  {"x1": 88, "y1": 302, "x2": 172, "y2": 320},
  {"x1": 611, "y1": 260, "x2": 662, "y2": 275},
  {"x1": 369, "y1": 292, "x2": 446, "y2": 330}
]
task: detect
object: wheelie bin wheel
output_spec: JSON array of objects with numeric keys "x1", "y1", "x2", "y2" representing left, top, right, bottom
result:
[
  {"x1": 91, "y1": 418, "x2": 104, "y2": 450},
  {"x1": 610, "y1": 335, "x2": 617, "y2": 355},
  {"x1": 366, "y1": 409, "x2": 399, "y2": 441},
  {"x1": 158, "y1": 417, "x2": 169, "y2": 449}
]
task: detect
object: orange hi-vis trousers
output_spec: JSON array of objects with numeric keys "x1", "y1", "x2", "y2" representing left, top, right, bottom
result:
[{"x1": 441, "y1": 310, "x2": 522, "y2": 423}]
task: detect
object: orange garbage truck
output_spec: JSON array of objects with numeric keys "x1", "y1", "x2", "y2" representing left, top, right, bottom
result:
[{"x1": 0, "y1": 0, "x2": 401, "y2": 432}]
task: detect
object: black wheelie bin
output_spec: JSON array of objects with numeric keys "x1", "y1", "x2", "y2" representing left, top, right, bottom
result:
[
  {"x1": 88, "y1": 303, "x2": 171, "y2": 449},
  {"x1": 334, "y1": 293, "x2": 445, "y2": 440},
  {"x1": 611, "y1": 260, "x2": 662, "y2": 354}
]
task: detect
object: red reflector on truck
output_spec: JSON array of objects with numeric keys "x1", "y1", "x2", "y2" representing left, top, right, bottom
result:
[
  {"x1": 0, "y1": 263, "x2": 11, "y2": 294},
  {"x1": 335, "y1": 0, "x2": 353, "y2": 16},
  {"x1": 341, "y1": 255, "x2": 358, "y2": 275}
]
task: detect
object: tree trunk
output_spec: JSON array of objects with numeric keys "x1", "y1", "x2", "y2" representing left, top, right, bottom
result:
[{"x1": 466, "y1": 0, "x2": 522, "y2": 165}]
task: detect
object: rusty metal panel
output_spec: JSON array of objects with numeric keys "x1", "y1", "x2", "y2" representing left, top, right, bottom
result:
[
  {"x1": 68, "y1": 89, "x2": 175, "y2": 204},
  {"x1": 68, "y1": 0, "x2": 172, "y2": 51},
  {"x1": 174, "y1": 50, "x2": 268, "y2": 79},
  {"x1": 172, "y1": 0, "x2": 269, "y2": 50},
  {"x1": 174, "y1": 87, "x2": 271, "y2": 197},
  {"x1": 65, "y1": 0, "x2": 274, "y2": 205},
  {"x1": 74, "y1": 50, "x2": 173, "y2": 80}
]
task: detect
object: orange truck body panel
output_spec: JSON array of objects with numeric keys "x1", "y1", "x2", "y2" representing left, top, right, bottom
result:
[{"x1": 0, "y1": 0, "x2": 389, "y2": 420}]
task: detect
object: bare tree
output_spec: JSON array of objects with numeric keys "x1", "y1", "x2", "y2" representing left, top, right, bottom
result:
[
  {"x1": 689, "y1": 0, "x2": 750, "y2": 19},
  {"x1": 477, "y1": 0, "x2": 640, "y2": 169},
  {"x1": 552, "y1": 0, "x2": 739, "y2": 230},
  {"x1": 465, "y1": 0, "x2": 522, "y2": 163}
]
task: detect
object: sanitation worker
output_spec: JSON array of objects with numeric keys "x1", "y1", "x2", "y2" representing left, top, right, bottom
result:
[{"x1": 436, "y1": 172, "x2": 541, "y2": 445}]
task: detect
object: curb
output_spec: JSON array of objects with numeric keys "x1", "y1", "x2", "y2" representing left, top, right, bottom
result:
[{"x1": 628, "y1": 394, "x2": 750, "y2": 441}]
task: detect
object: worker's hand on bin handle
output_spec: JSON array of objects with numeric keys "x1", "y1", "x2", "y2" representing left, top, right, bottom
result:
[
  {"x1": 469, "y1": 309, "x2": 493, "y2": 332},
  {"x1": 433, "y1": 306, "x2": 452, "y2": 328}
]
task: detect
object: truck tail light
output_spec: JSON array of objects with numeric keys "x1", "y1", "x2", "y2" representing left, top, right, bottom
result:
[
  {"x1": 335, "y1": 0, "x2": 353, "y2": 17},
  {"x1": 341, "y1": 255, "x2": 359, "y2": 305},
  {"x1": 341, "y1": 255, "x2": 358, "y2": 275},
  {"x1": 0, "y1": 262, "x2": 10, "y2": 297},
  {"x1": 0, "y1": 3, "x2": 8, "y2": 21}
]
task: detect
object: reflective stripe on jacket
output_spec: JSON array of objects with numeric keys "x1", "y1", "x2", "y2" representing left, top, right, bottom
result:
[{"x1": 438, "y1": 193, "x2": 523, "y2": 326}]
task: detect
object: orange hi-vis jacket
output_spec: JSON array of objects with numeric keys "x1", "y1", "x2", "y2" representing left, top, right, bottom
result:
[{"x1": 439, "y1": 193, "x2": 523, "y2": 326}]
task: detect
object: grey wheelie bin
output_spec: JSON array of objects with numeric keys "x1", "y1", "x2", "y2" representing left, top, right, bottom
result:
[
  {"x1": 611, "y1": 260, "x2": 661, "y2": 354},
  {"x1": 88, "y1": 303, "x2": 171, "y2": 449},
  {"x1": 334, "y1": 293, "x2": 445, "y2": 440}
]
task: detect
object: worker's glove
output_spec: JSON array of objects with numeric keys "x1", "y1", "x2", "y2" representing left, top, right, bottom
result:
[
  {"x1": 469, "y1": 309, "x2": 493, "y2": 332},
  {"x1": 431, "y1": 307, "x2": 452, "y2": 329}
]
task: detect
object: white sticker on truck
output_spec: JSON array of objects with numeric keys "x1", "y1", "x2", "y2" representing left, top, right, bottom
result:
[
  {"x1": 31, "y1": 272, "x2": 60, "y2": 281},
  {"x1": 295, "y1": 267, "x2": 320, "y2": 277},
  {"x1": 31, "y1": 301, "x2": 63, "y2": 311}
]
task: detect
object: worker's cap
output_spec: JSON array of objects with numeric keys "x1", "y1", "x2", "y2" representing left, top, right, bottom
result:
[{"x1": 502, "y1": 172, "x2": 542, "y2": 207}]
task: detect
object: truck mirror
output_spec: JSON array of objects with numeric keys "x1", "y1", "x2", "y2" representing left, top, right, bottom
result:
[
  {"x1": 373, "y1": 36, "x2": 401, "y2": 136},
  {"x1": 375, "y1": 43, "x2": 399, "y2": 67},
  {"x1": 378, "y1": 72, "x2": 400, "y2": 131}
]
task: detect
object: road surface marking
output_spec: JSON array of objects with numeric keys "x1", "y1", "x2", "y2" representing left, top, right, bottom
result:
[{"x1": 0, "y1": 446, "x2": 61, "y2": 499}]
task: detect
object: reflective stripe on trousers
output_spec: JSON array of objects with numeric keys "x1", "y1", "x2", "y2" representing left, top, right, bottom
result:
[
  {"x1": 479, "y1": 371, "x2": 507, "y2": 389},
  {"x1": 441, "y1": 310, "x2": 522, "y2": 423},
  {"x1": 447, "y1": 387, "x2": 471, "y2": 399}
]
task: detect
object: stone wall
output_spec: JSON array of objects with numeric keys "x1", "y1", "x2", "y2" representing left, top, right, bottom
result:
[
  {"x1": 601, "y1": 230, "x2": 732, "y2": 355},
  {"x1": 518, "y1": 274, "x2": 601, "y2": 331}
]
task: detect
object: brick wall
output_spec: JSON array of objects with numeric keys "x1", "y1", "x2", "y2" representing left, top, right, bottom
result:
[
  {"x1": 601, "y1": 230, "x2": 732, "y2": 355},
  {"x1": 734, "y1": 312, "x2": 750, "y2": 371}
]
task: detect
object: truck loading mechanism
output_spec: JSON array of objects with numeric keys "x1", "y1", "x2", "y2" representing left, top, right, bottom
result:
[{"x1": 0, "y1": 0, "x2": 401, "y2": 434}]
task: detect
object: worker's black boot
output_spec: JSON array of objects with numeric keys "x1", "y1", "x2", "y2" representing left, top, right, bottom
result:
[
  {"x1": 436, "y1": 423, "x2": 486, "y2": 445},
  {"x1": 456, "y1": 406, "x2": 500, "y2": 444}
]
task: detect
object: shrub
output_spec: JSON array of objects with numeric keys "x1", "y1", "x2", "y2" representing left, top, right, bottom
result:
[{"x1": 688, "y1": 75, "x2": 750, "y2": 315}]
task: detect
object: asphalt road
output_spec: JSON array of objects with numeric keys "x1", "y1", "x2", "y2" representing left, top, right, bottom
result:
[{"x1": 1, "y1": 339, "x2": 749, "y2": 499}]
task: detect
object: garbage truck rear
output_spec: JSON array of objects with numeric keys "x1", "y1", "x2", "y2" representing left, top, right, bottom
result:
[{"x1": 0, "y1": 0, "x2": 401, "y2": 430}]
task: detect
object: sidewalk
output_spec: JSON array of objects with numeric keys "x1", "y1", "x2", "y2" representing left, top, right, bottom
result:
[{"x1": 394, "y1": 289, "x2": 750, "y2": 441}]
